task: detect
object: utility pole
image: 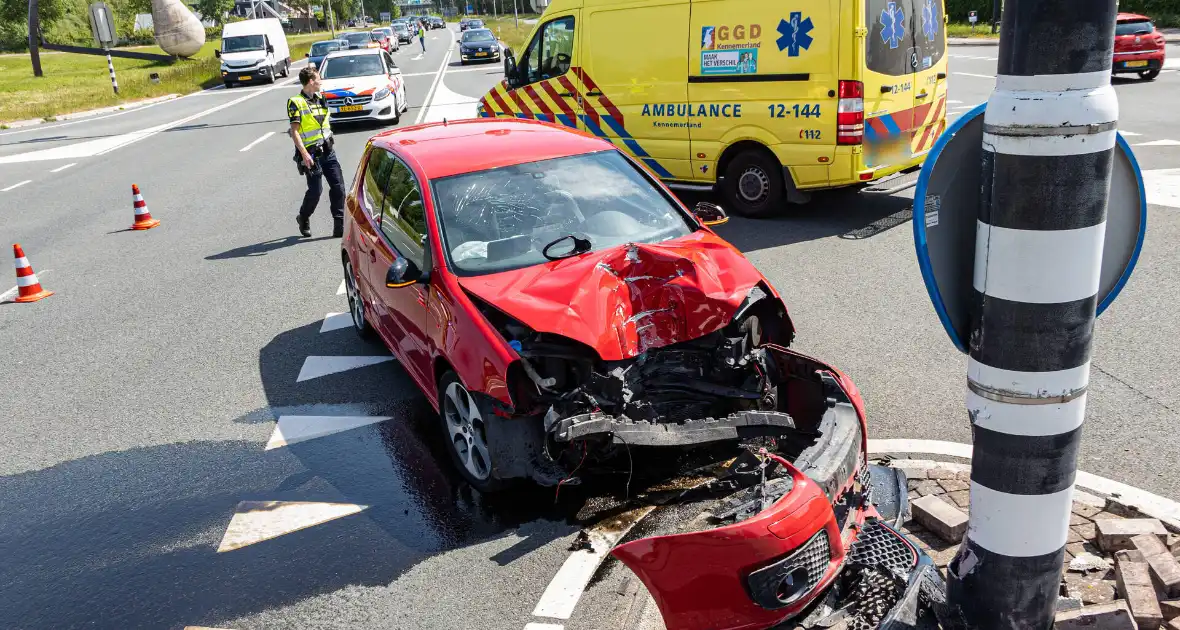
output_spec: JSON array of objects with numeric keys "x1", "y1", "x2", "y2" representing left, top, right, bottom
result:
[
  {"x1": 512, "y1": 0, "x2": 516, "y2": 28},
  {"x1": 27, "y1": 0, "x2": 43, "y2": 77},
  {"x1": 945, "y1": 0, "x2": 1118, "y2": 627},
  {"x1": 990, "y1": 0, "x2": 1000, "y2": 34}
]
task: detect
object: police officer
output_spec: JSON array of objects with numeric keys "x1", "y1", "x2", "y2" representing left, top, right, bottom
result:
[
  {"x1": 288, "y1": 66, "x2": 346, "y2": 238},
  {"x1": 417, "y1": 21, "x2": 426, "y2": 52}
]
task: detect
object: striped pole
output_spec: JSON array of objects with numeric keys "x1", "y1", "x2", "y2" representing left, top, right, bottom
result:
[
  {"x1": 946, "y1": 0, "x2": 1118, "y2": 627},
  {"x1": 106, "y1": 50, "x2": 119, "y2": 95}
]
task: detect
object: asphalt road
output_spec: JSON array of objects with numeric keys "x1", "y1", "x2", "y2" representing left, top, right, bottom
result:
[{"x1": 1, "y1": 30, "x2": 1178, "y2": 630}]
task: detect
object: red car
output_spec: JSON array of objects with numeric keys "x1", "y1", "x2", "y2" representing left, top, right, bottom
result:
[
  {"x1": 370, "y1": 29, "x2": 394, "y2": 53},
  {"x1": 1113, "y1": 12, "x2": 1166, "y2": 80},
  {"x1": 340, "y1": 118, "x2": 933, "y2": 629}
]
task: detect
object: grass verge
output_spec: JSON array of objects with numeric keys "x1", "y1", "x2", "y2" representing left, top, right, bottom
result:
[
  {"x1": 947, "y1": 23, "x2": 999, "y2": 38},
  {"x1": 0, "y1": 32, "x2": 330, "y2": 125},
  {"x1": 478, "y1": 15, "x2": 540, "y2": 53}
]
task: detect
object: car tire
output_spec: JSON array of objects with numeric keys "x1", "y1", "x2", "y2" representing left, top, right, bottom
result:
[
  {"x1": 438, "y1": 371, "x2": 507, "y2": 492},
  {"x1": 344, "y1": 258, "x2": 375, "y2": 340},
  {"x1": 223, "y1": 81, "x2": 235, "y2": 88},
  {"x1": 724, "y1": 148, "x2": 785, "y2": 219},
  {"x1": 1139, "y1": 69, "x2": 1160, "y2": 81},
  {"x1": 391, "y1": 95, "x2": 401, "y2": 125}
]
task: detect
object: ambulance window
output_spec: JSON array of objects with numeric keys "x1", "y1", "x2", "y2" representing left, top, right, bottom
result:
[
  {"x1": 521, "y1": 16, "x2": 575, "y2": 84},
  {"x1": 866, "y1": 0, "x2": 944, "y2": 75}
]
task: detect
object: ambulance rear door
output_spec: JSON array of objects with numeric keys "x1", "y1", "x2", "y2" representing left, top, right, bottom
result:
[
  {"x1": 687, "y1": 0, "x2": 840, "y2": 187},
  {"x1": 861, "y1": 0, "x2": 936, "y2": 171}
]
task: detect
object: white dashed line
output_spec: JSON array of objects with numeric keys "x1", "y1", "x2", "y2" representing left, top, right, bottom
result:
[
  {"x1": 2, "y1": 180, "x2": 31, "y2": 192},
  {"x1": 954, "y1": 72, "x2": 996, "y2": 79},
  {"x1": 1134, "y1": 139, "x2": 1180, "y2": 147},
  {"x1": 1120, "y1": 130, "x2": 1143, "y2": 137},
  {"x1": 320, "y1": 312, "x2": 352, "y2": 332},
  {"x1": 531, "y1": 506, "x2": 655, "y2": 621},
  {"x1": 337, "y1": 279, "x2": 346, "y2": 295},
  {"x1": 265, "y1": 415, "x2": 393, "y2": 450},
  {"x1": 50, "y1": 162, "x2": 76, "y2": 173},
  {"x1": 239, "y1": 131, "x2": 275, "y2": 152}
]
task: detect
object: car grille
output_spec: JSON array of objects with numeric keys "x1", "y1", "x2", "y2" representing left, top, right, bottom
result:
[
  {"x1": 327, "y1": 96, "x2": 373, "y2": 107},
  {"x1": 745, "y1": 529, "x2": 832, "y2": 610},
  {"x1": 846, "y1": 518, "x2": 918, "y2": 574}
]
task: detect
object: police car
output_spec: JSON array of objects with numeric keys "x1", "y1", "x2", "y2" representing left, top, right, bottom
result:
[{"x1": 318, "y1": 49, "x2": 409, "y2": 125}]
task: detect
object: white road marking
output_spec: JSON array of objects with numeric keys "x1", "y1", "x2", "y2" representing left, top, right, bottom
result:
[
  {"x1": 0, "y1": 95, "x2": 180, "y2": 139},
  {"x1": 951, "y1": 105, "x2": 977, "y2": 110},
  {"x1": 0, "y1": 269, "x2": 50, "y2": 302},
  {"x1": 2, "y1": 180, "x2": 31, "y2": 191},
  {"x1": 948, "y1": 99, "x2": 964, "y2": 104},
  {"x1": 415, "y1": 38, "x2": 457, "y2": 125},
  {"x1": 296, "y1": 355, "x2": 394, "y2": 382},
  {"x1": 1143, "y1": 168, "x2": 1180, "y2": 208},
  {"x1": 868, "y1": 439, "x2": 1180, "y2": 530},
  {"x1": 1120, "y1": 130, "x2": 1143, "y2": 137},
  {"x1": 337, "y1": 279, "x2": 346, "y2": 295},
  {"x1": 955, "y1": 72, "x2": 996, "y2": 79},
  {"x1": 320, "y1": 312, "x2": 353, "y2": 332},
  {"x1": 265, "y1": 415, "x2": 392, "y2": 450},
  {"x1": 217, "y1": 501, "x2": 368, "y2": 552},
  {"x1": 531, "y1": 506, "x2": 655, "y2": 621},
  {"x1": 239, "y1": 131, "x2": 275, "y2": 152},
  {"x1": 1165, "y1": 58, "x2": 1180, "y2": 70},
  {"x1": 0, "y1": 78, "x2": 297, "y2": 164},
  {"x1": 1135, "y1": 139, "x2": 1180, "y2": 147},
  {"x1": 50, "y1": 162, "x2": 76, "y2": 173},
  {"x1": 423, "y1": 70, "x2": 480, "y2": 123},
  {"x1": 411, "y1": 53, "x2": 425, "y2": 61}
]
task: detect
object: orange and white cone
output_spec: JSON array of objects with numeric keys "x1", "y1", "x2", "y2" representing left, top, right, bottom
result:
[
  {"x1": 12, "y1": 244, "x2": 53, "y2": 303},
  {"x1": 130, "y1": 184, "x2": 160, "y2": 230}
]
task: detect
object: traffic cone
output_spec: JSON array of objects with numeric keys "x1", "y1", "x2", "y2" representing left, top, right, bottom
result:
[
  {"x1": 130, "y1": 184, "x2": 160, "y2": 230},
  {"x1": 12, "y1": 244, "x2": 53, "y2": 303}
]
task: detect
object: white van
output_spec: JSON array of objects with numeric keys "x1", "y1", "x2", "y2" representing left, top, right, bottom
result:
[{"x1": 217, "y1": 19, "x2": 291, "y2": 87}]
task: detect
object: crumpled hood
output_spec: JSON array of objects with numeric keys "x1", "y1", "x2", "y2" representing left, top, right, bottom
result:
[{"x1": 455, "y1": 231, "x2": 769, "y2": 361}]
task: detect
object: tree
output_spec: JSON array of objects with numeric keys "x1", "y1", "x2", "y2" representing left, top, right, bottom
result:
[{"x1": 194, "y1": 0, "x2": 234, "y2": 25}]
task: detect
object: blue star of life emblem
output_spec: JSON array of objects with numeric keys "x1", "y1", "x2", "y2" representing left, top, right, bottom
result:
[
  {"x1": 922, "y1": 0, "x2": 939, "y2": 40},
  {"x1": 776, "y1": 12, "x2": 814, "y2": 57},
  {"x1": 880, "y1": 2, "x2": 906, "y2": 49}
]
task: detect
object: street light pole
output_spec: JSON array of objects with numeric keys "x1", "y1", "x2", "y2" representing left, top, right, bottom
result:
[
  {"x1": 945, "y1": 0, "x2": 1119, "y2": 627},
  {"x1": 990, "y1": 0, "x2": 1000, "y2": 34}
]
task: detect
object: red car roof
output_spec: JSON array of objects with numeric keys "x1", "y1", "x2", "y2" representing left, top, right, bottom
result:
[
  {"x1": 369, "y1": 118, "x2": 614, "y2": 179},
  {"x1": 1117, "y1": 12, "x2": 1151, "y2": 21}
]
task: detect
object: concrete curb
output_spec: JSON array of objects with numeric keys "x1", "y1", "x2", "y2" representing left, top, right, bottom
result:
[{"x1": 1, "y1": 94, "x2": 180, "y2": 129}]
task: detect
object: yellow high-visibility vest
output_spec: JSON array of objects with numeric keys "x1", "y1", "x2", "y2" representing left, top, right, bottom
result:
[{"x1": 287, "y1": 93, "x2": 332, "y2": 149}]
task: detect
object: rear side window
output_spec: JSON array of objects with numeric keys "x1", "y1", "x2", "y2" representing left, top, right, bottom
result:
[
  {"x1": 1116, "y1": 20, "x2": 1154, "y2": 36},
  {"x1": 866, "y1": 0, "x2": 945, "y2": 76},
  {"x1": 379, "y1": 158, "x2": 428, "y2": 269},
  {"x1": 363, "y1": 148, "x2": 393, "y2": 219}
]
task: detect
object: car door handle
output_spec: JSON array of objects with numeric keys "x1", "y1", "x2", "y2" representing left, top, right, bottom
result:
[
  {"x1": 585, "y1": 90, "x2": 603, "y2": 97},
  {"x1": 557, "y1": 91, "x2": 575, "y2": 97},
  {"x1": 937, "y1": 72, "x2": 947, "y2": 80},
  {"x1": 916, "y1": 91, "x2": 930, "y2": 99},
  {"x1": 880, "y1": 85, "x2": 893, "y2": 93}
]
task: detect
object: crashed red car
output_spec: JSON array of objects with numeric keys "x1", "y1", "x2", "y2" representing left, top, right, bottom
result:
[{"x1": 341, "y1": 118, "x2": 936, "y2": 629}]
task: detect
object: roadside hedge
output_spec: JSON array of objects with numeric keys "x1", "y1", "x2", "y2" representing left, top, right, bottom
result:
[{"x1": 946, "y1": 0, "x2": 1180, "y2": 27}]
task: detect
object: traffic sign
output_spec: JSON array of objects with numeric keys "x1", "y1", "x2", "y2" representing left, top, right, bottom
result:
[
  {"x1": 913, "y1": 104, "x2": 1147, "y2": 353},
  {"x1": 968, "y1": 11, "x2": 977, "y2": 24},
  {"x1": 88, "y1": 2, "x2": 117, "y2": 48}
]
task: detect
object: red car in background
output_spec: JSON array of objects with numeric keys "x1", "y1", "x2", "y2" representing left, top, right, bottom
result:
[
  {"x1": 1113, "y1": 12, "x2": 1166, "y2": 80},
  {"x1": 340, "y1": 118, "x2": 934, "y2": 629},
  {"x1": 370, "y1": 28, "x2": 395, "y2": 53}
]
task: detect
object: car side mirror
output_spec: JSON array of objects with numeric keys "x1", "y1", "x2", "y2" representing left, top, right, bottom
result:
[
  {"x1": 305, "y1": 52, "x2": 310, "y2": 57},
  {"x1": 267, "y1": 44, "x2": 275, "y2": 53},
  {"x1": 386, "y1": 257, "x2": 424, "y2": 288},
  {"x1": 214, "y1": 49, "x2": 221, "y2": 58},
  {"x1": 693, "y1": 201, "x2": 729, "y2": 226},
  {"x1": 504, "y1": 57, "x2": 517, "y2": 86}
]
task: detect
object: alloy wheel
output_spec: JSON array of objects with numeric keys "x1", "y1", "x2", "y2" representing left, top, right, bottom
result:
[{"x1": 443, "y1": 381, "x2": 491, "y2": 481}]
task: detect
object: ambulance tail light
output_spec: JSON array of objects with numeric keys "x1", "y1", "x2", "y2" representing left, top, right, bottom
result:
[{"x1": 837, "y1": 80, "x2": 864, "y2": 146}]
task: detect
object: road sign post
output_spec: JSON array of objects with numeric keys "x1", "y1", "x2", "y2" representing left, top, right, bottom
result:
[
  {"x1": 940, "y1": 0, "x2": 1122, "y2": 626},
  {"x1": 88, "y1": 2, "x2": 118, "y2": 94}
]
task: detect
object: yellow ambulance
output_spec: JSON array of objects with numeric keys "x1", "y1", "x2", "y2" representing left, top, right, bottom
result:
[{"x1": 477, "y1": 0, "x2": 949, "y2": 217}]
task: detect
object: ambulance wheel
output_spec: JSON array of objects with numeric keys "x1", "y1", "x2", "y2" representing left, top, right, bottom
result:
[
  {"x1": 1139, "y1": 69, "x2": 1160, "y2": 81},
  {"x1": 724, "y1": 150, "x2": 784, "y2": 219}
]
